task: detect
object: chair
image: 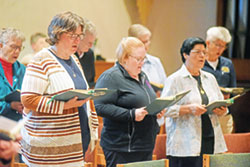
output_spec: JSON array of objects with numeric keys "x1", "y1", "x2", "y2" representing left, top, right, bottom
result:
[
  {"x1": 117, "y1": 159, "x2": 169, "y2": 167},
  {"x1": 85, "y1": 162, "x2": 93, "y2": 167},
  {"x1": 95, "y1": 139, "x2": 106, "y2": 167},
  {"x1": 224, "y1": 132, "x2": 250, "y2": 153},
  {"x1": 203, "y1": 153, "x2": 250, "y2": 167},
  {"x1": 153, "y1": 134, "x2": 167, "y2": 160},
  {"x1": 11, "y1": 163, "x2": 28, "y2": 167},
  {"x1": 85, "y1": 123, "x2": 106, "y2": 167},
  {"x1": 10, "y1": 154, "x2": 28, "y2": 167}
]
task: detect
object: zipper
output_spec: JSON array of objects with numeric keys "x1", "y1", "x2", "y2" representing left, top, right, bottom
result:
[
  {"x1": 142, "y1": 83, "x2": 151, "y2": 104},
  {"x1": 128, "y1": 109, "x2": 134, "y2": 152}
]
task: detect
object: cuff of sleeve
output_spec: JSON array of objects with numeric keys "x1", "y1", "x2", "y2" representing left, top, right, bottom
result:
[
  {"x1": 224, "y1": 108, "x2": 230, "y2": 116},
  {"x1": 1, "y1": 103, "x2": 12, "y2": 115},
  {"x1": 58, "y1": 102, "x2": 65, "y2": 114},
  {"x1": 130, "y1": 109, "x2": 135, "y2": 121},
  {"x1": 165, "y1": 105, "x2": 180, "y2": 118}
]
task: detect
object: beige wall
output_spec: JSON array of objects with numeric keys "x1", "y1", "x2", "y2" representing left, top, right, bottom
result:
[
  {"x1": 0, "y1": 0, "x2": 133, "y2": 62},
  {"x1": 0, "y1": 0, "x2": 217, "y2": 74},
  {"x1": 147, "y1": 0, "x2": 217, "y2": 75}
]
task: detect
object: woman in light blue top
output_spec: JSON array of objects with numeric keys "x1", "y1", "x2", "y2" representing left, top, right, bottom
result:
[{"x1": 161, "y1": 37, "x2": 227, "y2": 167}]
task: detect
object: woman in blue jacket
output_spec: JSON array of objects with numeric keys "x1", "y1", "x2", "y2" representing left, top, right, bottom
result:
[{"x1": 0, "y1": 28, "x2": 26, "y2": 121}]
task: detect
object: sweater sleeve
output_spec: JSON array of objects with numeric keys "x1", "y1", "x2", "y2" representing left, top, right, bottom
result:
[{"x1": 21, "y1": 54, "x2": 64, "y2": 115}]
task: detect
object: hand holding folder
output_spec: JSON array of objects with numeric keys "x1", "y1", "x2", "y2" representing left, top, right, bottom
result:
[
  {"x1": 205, "y1": 94, "x2": 241, "y2": 114},
  {"x1": 48, "y1": 88, "x2": 115, "y2": 103},
  {"x1": 146, "y1": 90, "x2": 191, "y2": 115}
]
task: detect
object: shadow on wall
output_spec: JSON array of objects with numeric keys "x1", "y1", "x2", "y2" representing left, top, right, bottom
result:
[{"x1": 123, "y1": 0, "x2": 141, "y2": 24}]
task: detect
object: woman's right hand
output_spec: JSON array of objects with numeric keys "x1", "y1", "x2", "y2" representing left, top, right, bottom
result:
[
  {"x1": 189, "y1": 104, "x2": 207, "y2": 116},
  {"x1": 10, "y1": 101, "x2": 24, "y2": 114},
  {"x1": 63, "y1": 97, "x2": 90, "y2": 110},
  {"x1": 135, "y1": 107, "x2": 148, "y2": 122}
]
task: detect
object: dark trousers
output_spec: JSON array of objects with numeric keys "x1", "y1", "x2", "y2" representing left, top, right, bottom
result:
[
  {"x1": 103, "y1": 149, "x2": 152, "y2": 167},
  {"x1": 167, "y1": 136, "x2": 214, "y2": 167},
  {"x1": 167, "y1": 155, "x2": 202, "y2": 167}
]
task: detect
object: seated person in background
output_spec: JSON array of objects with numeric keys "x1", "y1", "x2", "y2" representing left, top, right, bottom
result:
[
  {"x1": 0, "y1": 28, "x2": 26, "y2": 121},
  {"x1": 20, "y1": 32, "x2": 48, "y2": 66},
  {"x1": 75, "y1": 18, "x2": 97, "y2": 88},
  {"x1": 162, "y1": 37, "x2": 227, "y2": 167},
  {"x1": 0, "y1": 133, "x2": 21, "y2": 166},
  {"x1": 94, "y1": 37, "x2": 164, "y2": 167},
  {"x1": 128, "y1": 24, "x2": 167, "y2": 97},
  {"x1": 203, "y1": 26, "x2": 236, "y2": 134}
]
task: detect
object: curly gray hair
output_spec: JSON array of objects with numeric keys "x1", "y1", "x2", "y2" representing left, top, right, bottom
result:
[{"x1": 0, "y1": 28, "x2": 25, "y2": 44}]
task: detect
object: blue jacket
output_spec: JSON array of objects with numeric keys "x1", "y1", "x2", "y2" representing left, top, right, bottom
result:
[
  {"x1": 202, "y1": 56, "x2": 237, "y2": 88},
  {"x1": 0, "y1": 60, "x2": 25, "y2": 121}
]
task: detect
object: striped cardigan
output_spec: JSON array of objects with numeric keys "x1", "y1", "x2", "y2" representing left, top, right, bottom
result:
[{"x1": 20, "y1": 48, "x2": 98, "y2": 167}]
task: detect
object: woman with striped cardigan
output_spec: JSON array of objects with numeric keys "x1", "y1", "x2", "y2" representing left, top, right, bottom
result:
[{"x1": 20, "y1": 11, "x2": 98, "y2": 167}]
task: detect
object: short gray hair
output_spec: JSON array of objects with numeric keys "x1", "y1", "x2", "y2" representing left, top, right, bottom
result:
[
  {"x1": 128, "y1": 24, "x2": 151, "y2": 38},
  {"x1": 47, "y1": 11, "x2": 84, "y2": 45},
  {"x1": 83, "y1": 18, "x2": 97, "y2": 36},
  {"x1": 116, "y1": 37, "x2": 144, "y2": 64},
  {"x1": 0, "y1": 28, "x2": 25, "y2": 44},
  {"x1": 206, "y1": 26, "x2": 231, "y2": 43}
]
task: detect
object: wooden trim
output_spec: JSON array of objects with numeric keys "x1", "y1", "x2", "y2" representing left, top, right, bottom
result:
[
  {"x1": 203, "y1": 154, "x2": 210, "y2": 167},
  {"x1": 216, "y1": 0, "x2": 224, "y2": 26}
]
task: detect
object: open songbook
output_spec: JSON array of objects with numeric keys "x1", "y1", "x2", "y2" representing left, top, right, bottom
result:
[
  {"x1": 0, "y1": 89, "x2": 21, "y2": 103},
  {"x1": 146, "y1": 89, "x2": 191, "y2": 115},
  {"x1": 220, "y1": 87, "x2": 246, "y2": 95},
  {"x1": 150, "y1": 82, "x2": 164, "y2": 92},
  {"x1": 205, "y1": 94, "x2": 241, "y2": 114},
  {"x1": 0, "y1": 116, "x2": 25, "y2": 140},
  {"x1": 49, "y1": 88, "x2": 115, "y2": 102}
]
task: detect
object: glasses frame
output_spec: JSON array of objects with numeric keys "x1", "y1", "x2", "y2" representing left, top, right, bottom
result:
[
  {"x1": 66, "y1": 32, "x2": 85, "y2": 40},
  {"x1": 129, "y1": 55, "x2": 146, "y2": 63},
  {"x1": 5, "y1": 43, "x2": 25, "y2": 51},
  {"x1": 190, "y1": 49, "x2": 207, "y2": 56},
  {"x1": 212, "y1": 41, "x2": 227, "y2": 49}
]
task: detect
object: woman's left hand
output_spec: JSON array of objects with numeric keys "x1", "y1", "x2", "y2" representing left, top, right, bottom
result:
[
  {"x1": 156, "y1": 109, "x2": 166, "y2": 119},
  {"x1": 213, "y1": 106, "x2": 227, "y2": 116}
]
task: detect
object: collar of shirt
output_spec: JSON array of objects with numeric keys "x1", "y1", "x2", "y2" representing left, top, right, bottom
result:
[
  {"x1": 143, "y1": 53, "x2": 153, "y2": 64},
  {"x1": 179, "y1": 64, "x2": 209, "y2": 80},
  {"x1": 75, "y1": 52, "x2": 85, "y2": 59},
  {"x1": 116, "y1": 61, "x2": 146, "y2": 84}
]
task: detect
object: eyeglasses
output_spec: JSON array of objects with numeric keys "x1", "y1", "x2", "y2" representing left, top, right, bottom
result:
[
  {"x1": 8, "y1": 44, "x2": 25, "y2": 51},
  {"x1": 190, "y1": 50, "x2": 207, "y2": 56},
  {"x1": 129, "y1": 55, "x2": 146, "y2": 63},
  {"x1": 66, "y1": 33, "x2": 85, "y2": 40},
  {"x1": 212, "y1": 41, "x2": 227, "y2": 49}
]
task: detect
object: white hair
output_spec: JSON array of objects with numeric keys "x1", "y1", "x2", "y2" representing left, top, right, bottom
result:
[
  {"x1": 0, "y1": 28, "x2": 25, "y2": 44},
  {"x1": 83, "y1": 18, "x2": 97, "y2": 36},
  {"x1": 206, "y1": 26, "x2": 231, "y2": 43}
]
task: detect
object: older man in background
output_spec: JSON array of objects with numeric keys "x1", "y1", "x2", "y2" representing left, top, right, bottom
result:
[{"x1": 75, "y1": 18, "x2": 97, "y2": 88}]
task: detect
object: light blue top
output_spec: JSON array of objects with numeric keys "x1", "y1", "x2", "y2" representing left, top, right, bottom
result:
[
  {"x1": 161, "y1": 64, "x2": 227, "y2": 156},
  {"x1": 142, "y1": 53, "x2": 167, "y2": 85}
]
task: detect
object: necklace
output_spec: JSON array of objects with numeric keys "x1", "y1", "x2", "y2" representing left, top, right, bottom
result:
[
  {"x1": 64, "y1": 58, "x2": 77, "y2": 78},
  {"x1": 199, "y1": 86, "x2": 205, "y2": 94}
]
